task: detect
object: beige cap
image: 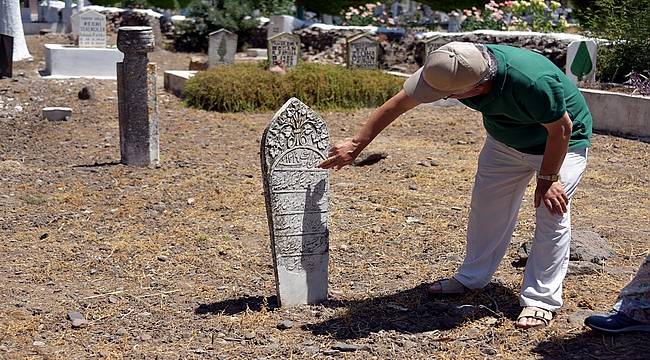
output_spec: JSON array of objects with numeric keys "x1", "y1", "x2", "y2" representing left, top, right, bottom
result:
[{"x1": 404, "y1": 42, "x2": 490, "y2": 103}]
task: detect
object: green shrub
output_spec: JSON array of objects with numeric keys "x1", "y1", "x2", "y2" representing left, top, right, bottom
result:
[
  {"x1": 580, "y1": 0, "x2": 650, "y2": 83},
  {"x1": 183, "y1": 62, "x2": 404, "y2": 112}
]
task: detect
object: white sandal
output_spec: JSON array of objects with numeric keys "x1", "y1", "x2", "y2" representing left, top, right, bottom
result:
[{"x1": 516, "y1": 306, "x2": 553, "y2": 328}]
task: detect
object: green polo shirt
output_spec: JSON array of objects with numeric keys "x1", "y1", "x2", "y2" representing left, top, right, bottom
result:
[{"x1": 459, "y1": 44, "x2": 592, "y2": 155}]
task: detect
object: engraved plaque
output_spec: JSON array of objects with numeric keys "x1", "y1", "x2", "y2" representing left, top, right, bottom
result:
[
  {"x1": 347, "y1": 34, "x2": 379, "y2": 69},
  {"x1": 267, "y1": 32, "x2": 300, "y2": 69},
  {"x1": 261, "y1": 98, "x2": 330, "y2": 307},
  {"x1": 78, "y1": 10, "x2": 107, "y2": 48},
  {"x1": 208, "y1": 29, "x2": 237, "y2": 67}
]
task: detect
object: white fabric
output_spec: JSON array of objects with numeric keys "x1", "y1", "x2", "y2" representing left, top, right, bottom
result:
[
  {"x1": 0, "y1": 0, "x2": 32, "y2": 61},
  {"x1": 454, "y1": 135, "x2": 588, "y2": 311}
]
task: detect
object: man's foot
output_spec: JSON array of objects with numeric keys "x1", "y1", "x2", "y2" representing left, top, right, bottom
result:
[
  {"x1": 516, "y1": 306, "x2": 553, "y2": 329},
  {"x1": 584, "y1": 311, "x2": 650, "y2": 333},
  {"x1": 427, "y1": 277, "x2": 469, "y2": 296}
]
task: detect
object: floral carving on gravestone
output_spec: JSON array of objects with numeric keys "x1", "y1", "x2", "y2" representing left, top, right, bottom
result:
[{"x1": 261, "y1": 98, "x2": 330, "y2": 307}]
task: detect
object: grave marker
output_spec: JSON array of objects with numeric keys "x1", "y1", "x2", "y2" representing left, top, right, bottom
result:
[
  {"x1": 208, "y1": 29, "x2": 237, "y2": 67},
  {"x1": 346, "y1": 33, "x2": 379, "y2": 69},
  {"x1": 267, "y1": 15, "x2": 299, "y2": 39},
  {"x1": 566, "y1": 39, "x2": 597, "y2": 84},
  {"x1": 268, "y1": 32, "x2": 300, "y2": 69},
  {"x1": 261, "y1": 98, "x2": 330, "y2": 307},
  {"x1": 116, "y1": 26, "x2": 159, "y2": 166},
  {"x1": 78, "y1": 10, "x2": 106, "y2": 47},
  {"x1": 423, "y1": 36, "x2": 448, "y2": 61}
]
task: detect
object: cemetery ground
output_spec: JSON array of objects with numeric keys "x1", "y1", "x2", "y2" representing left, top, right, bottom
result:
[{"x1": 1, "y1": 35, "x2": 649, "y2": 359}]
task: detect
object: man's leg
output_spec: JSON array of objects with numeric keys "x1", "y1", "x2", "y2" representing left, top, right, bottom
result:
[
  {"x1": 454, "y1": 136, "x2": 534, "y2": 289},
  {"x1": 0, "y1": 34, "x2": 14, "y2": 78},
  {"x1": 520, "y1": 148, "x2": 588, "y2": 311},
  {"x1": 613, "y1": 256, "x2": 650, "y2": 323},
  {"x1": 584, "y1": 256, "x2": 650, "y2": 333}
]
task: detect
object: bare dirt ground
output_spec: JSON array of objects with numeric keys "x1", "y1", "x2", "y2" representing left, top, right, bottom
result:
[{"x1": 0, "y1": 34, "x2": 649, "y2": 359}]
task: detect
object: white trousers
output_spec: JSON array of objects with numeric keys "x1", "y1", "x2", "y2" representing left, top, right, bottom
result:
[{"x1": 454, "y1": 135, "x2": 588, "y2": 311}]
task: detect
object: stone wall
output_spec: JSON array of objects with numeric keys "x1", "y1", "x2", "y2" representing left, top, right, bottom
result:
[
  {"x1": 102, "y1": 11, "x2": 165, "y2": 35},
  {"x1": 295, "y1": 27, "x2": 585, "y2": 72}
]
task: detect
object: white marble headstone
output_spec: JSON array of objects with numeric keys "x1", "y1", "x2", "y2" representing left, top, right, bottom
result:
[
  {"x1": 347, "y1": 34, "x2": 379, "y2": 69},
  {"x1": 268, "y1": 32, "x2": 300, "y2": 69},
  {"x1": 261, "y1": 98, "x2": 330, "y2": 307},
  {"x1": 78, "y1": 10, "x2": 106, "y2": 48},
  {"x1": 208, "y1": 29, "x2": 237, "y2": 67},
  {"x1": 566, "y1": 40, "x2": 597, "y2": 84}
]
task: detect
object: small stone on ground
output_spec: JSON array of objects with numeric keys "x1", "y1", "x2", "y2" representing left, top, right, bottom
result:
[
  {"x1": 276, "y1": 320, "x2": 293, "y2": 330},
  {"x1": 42, "y1": 107, "x2": 72, "y2": 121}
]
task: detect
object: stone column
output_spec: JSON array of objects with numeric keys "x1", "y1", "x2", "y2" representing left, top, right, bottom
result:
[
  {"x1": 63, "y1": 0, "x2": 71, "y2": 24},
  {"x1": 116, "y1": 26, "x2": 159, "y2": 166}
]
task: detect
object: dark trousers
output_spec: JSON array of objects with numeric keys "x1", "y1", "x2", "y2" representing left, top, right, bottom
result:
[{"x1": 0, "y1": 34, "x2": 14, "y2": 79}]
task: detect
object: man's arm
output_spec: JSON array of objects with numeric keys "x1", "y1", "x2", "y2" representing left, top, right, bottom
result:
[
  {"x1": 318, "y1": 90, "x2": 419, "y2": 170},
  {"x1": 535, "y1": 112, "x2": 573, "y2": 215}
]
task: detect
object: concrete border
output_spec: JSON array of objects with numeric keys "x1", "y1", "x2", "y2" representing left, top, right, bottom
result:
[
  {"x1": 580, "y1": 89, "x2": 650, "y2": 138},
  {"x1": 43, "y1": 44, "x2": 124, "y2": 79},
  {"x1": 163, "y1": 70, "x2": 197, "y2": 97}
]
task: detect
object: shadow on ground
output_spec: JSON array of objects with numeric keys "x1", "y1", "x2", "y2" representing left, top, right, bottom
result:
[
  {"x1": 531, "y1": 330, "x2": 650, "y2": 360},
  {"x1": 302, "y1": 282, "x2": 519, "y2": 339},
  {"x1": 195, "y1": 295, "x2": 279, "y2": 315},
  {"x1": 195, "y1": 282, "x2": 520, "y2": 339},
  {"x1": 72, "y1": 160, "x2": 122, "y2": 168}
]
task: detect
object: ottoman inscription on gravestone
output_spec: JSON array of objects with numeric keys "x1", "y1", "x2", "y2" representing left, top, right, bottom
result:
[
  {"x1": 261, "y1": 98, "x2": 330, "y2": 307},
  {"x1": 347, "y1": 34, "x2": 379, "y2": 69},
  {"x1": 268, "y1": 32, "x2": 300, "y2": 69}
]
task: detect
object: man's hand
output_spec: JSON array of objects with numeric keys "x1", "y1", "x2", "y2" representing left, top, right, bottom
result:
[
  {"x1": 317, "y1": 138, "x2": 361, "y2": 170},
  {"x1": 534, "y1": 179, "x2": 568, "y2": 216}
]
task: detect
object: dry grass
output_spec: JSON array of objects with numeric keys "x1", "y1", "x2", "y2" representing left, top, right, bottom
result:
[{"x1": 0, "y1": 35, "x2": 648, "y2": 359}]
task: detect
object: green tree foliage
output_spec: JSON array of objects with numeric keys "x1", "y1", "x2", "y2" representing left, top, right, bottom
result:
[
  {"x1": 249, "y1": 0, "x2": 295, "y2": 15},
  {"x1": 567, "y1": 0, "x2": 597, "y2": 25},
  {"x1": 173, "y1": 0, "x2": 259, "y2": 52},
  {"x1": 295, "y1": 1, "x2": 367, "y2": 15},
  {"x1": 580, "y1": 0, "x2": 650, "y2": 82},
  {"x1": 183, "y1": 62, "x2": 404, "y2": 112}
]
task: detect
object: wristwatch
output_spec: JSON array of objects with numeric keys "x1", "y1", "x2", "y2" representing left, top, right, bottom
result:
[{"x1": 537, "y1": 173, "x2": 560, "y2": 182}]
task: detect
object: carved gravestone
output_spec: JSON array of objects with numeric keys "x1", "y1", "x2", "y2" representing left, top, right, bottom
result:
[
  {"x1": 78, "y1": 10, "x2": 106, "y2": 48},
  {"x1": 268, "y1": 32, "x2": 300, "y2": 69},
  {"x1": 208, "y1": 29, "x2": 237, "y2": 67},
  {"x1": 423, "y1": 36, "x2": 448, "y2": 61},
  {"x1": 261, "y1": 98, "x2": 330, "y2": 307},
  {"x1": 566, "y1": 40, "x2": 597, "y2": 84},
  {"x1": 347, "y1": 34, "x2": 379, "y2": 69}
]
